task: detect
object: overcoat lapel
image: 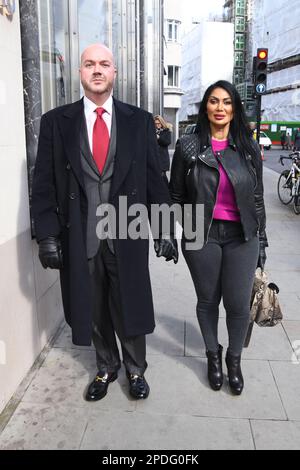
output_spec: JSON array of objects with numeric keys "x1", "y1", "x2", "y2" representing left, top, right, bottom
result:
[
  {"x1": 60, "y1": 98, "x2": 86, "y2": 192},
  {"x1": 110, "y1": 98, "x2": 136, "y2": 199}
]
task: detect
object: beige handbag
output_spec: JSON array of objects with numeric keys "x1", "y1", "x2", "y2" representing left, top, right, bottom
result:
[{"x1": 244, "y1": 269, "x2": 283, "y2": 347}]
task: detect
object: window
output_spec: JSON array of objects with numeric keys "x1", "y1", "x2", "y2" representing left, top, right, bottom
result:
[
  {"x1": 37, "y1": 0, "x2": 71, "y2": 113},
  {"x1": 235, "y1": 51, "x2": 244, "y2": 68},
  {"x1": 168, "y1": 65, "x2": 180, "y2": 87},
  {"x1": 235, "y1": 16, "x2": 245, "y2": 32},
  {"x1": 234, "y1": 69, "x2": 244, "y2": 85},
  {"x1": 235, "y1": 33, "x2": 245, "y2": 50},
  {"x1": 236, "y1": 0, "x2": 246, "y2": 16},
  {"x1": 166, "y1": 20, "x2": 180, "y2": 42}
]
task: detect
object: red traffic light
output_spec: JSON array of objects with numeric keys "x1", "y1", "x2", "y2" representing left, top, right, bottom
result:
[{"x1": 257, "y1": 49, "x2": 268, "y2": 60}]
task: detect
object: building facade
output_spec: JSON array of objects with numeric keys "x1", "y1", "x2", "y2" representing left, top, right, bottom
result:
[
  {"x1": 179, "y1": 20, "x2": 234, "y2": 125},
  {"x1": 223, "y1": 0, "x2": 300, "y2": 139},
  {"x1": 249, "y1": 0, "x2": 300, "y2": 141},
  {"x1": 0, "y1": 0, "x2": 163, "y2": 415},
  {"x1": 223, "y1": 0, "x2": 248, "y2": 86},
  {"x1": 163, "y1": 0, "x2": 183, "y2": 147}
]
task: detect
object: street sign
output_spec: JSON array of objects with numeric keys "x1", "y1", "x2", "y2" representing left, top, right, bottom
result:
[{"x1": 256, "y1": 83, "x2": 266, "y2": 94}]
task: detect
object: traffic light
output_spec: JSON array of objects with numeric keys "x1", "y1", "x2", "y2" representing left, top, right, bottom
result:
[{"x1": 253, "y1": 48, "x2": 268, "y2": 95}]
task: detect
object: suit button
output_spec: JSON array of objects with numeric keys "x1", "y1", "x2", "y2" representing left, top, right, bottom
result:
[
  {"x1": 131, "y1": 189, "x2": 137, "y2": 196},
  {"x1": 69, "y1": 193, "x2": 76, "y2": 200},
  {"x1": 66, "y1": 222, "x2": 71, "y2": 229},
  {"x1": 66, "y1": 163, "x2": 71, "y2": 170}
]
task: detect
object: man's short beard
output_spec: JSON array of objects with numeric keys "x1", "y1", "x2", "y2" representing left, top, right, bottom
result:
[{"x1": 84, "y1": 82, "x2": 111, "y2": 95}]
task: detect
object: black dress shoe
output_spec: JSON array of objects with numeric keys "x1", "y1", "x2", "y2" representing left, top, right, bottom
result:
[
  {"x1": 206, "y1": 344, "x2": 223, "y2": 391},
  {"x1": 126, "y1": 372, "x2": 150, "y2": 399},
  {"x1": 225, "y1": 351, "x2": 244, "y2": 395},
  {"x1": 85, "y1": 371, "x2": 118, "y2": 401}
]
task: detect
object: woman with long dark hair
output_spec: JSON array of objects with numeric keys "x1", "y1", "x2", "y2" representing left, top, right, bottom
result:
[{"x1": 170, "y1": 80, "x2": 268, "y2": 395}]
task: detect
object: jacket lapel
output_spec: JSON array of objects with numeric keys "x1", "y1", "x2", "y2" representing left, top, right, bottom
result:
[
  {"x1": 80, "y1": 118, "x2": 100, "y2": 177},
  {"x1": 110, "y1": 98, "x2": 136, "y2": 199},
  {"x1": 60, "y1": 98, "x2": 86, "y2": 192}
]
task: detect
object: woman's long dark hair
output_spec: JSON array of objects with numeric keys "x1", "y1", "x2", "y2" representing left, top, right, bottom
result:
[{"x1": 195, "y1": 80, "x2": 257, "y2": 158}]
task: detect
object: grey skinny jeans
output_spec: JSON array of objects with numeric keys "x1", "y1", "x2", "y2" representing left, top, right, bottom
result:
[{"x1": 182, "y1": 219, "x2": 259, "y2": 356}]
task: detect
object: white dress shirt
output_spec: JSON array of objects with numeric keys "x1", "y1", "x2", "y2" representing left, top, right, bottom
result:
[{"x1": 83, "y1": 95, "x2": 113, "y2": 154}]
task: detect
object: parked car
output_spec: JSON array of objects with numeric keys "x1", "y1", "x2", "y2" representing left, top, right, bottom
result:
[{"x1": 259, "y1": 131, "x2": 272, "y2": 150}]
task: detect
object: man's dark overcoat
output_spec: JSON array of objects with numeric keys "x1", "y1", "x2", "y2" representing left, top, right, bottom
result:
[{"x1": 32, "y1": 98, "x2": 171, "y2": 345}]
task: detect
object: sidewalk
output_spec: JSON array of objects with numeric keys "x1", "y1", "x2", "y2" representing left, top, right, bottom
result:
[{"x1": 0, "y1": 167, "x2": 300, "y2": 450}]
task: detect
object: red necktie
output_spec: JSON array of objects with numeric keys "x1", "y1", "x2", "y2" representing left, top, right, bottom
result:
[{"x1": 92, "y1": 107, "x2": 110, "y2": 173}]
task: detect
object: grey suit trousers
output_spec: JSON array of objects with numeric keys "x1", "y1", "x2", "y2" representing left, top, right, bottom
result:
[{"x1": 88, "y1": 240, "x2": 147, "y2": 376}]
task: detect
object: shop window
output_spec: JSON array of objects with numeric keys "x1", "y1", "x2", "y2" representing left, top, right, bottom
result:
[{"x1": 37, "y1": 0, "x2": 71, "y2": 112}]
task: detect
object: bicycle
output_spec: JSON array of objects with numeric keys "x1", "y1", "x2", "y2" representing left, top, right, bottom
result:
[{"x1": 277, "y1": 151, "x2": 300, "y2": 214}]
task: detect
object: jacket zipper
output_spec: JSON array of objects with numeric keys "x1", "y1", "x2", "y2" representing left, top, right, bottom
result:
[
  {"x1": 198, "y1": 153, "x2": 220, "y2": 244},
  {"x1": 215, "y1": 151, "x2": 249, "y2": 241}
]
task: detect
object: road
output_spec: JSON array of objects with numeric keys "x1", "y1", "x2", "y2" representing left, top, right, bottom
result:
[{"x1": 262, "y1": 147, "x2": 295, "y2": 174}]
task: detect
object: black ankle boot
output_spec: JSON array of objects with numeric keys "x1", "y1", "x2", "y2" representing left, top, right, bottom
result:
[
  {"x1": 225, "y1": 351, "x2": 244, "y2": 395},
  {"x1": 206, "y1": 344, "x2": 223, "y2": 391}
]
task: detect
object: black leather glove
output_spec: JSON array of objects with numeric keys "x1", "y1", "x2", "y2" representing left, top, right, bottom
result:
[
  {"x1": 154, "y1": 235, "x2": 178, "y2": 264},
  {"x1": 257, "y1": 243, "x2": 267, "y2": 270},
  {"x1": 38, "y1": 236, "x2": 63, "y2": 269}
]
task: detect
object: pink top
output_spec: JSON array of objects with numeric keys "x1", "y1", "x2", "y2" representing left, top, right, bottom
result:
[{"x1": 211, "y1": 138, "x2": 241, "y2": 222}]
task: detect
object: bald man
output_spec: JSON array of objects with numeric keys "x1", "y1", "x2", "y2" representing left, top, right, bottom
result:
[{"x1": 32, "y1": 44, "x2": 178, "y2": 402}]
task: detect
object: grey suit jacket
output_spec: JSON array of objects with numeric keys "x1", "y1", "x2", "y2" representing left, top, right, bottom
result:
[{"x1": 80, "y1": 105, "x2": 117, "y2": 258}]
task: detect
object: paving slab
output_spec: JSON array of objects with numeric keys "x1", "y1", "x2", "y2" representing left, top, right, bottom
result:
[
  {"x1": 251, "y1": 419, "x2": 300, "y2": 450},
  {"x1": 21, "y1": 348, "x2": 136, "y2": 413},
  {"x1": 135, "y1": 356, "x2": 286, "y2": 420},
  {"x1": 80, "y1": 409, "x2": 254, "y2": 450},
  {"x1": 279, "y1": 294, "x2": 300, "y2": 321},
  {"x1": 270, "y1": 361, "x2": 300, "y2": 420},
  {"x1": 282, "y1": 321, "x2": 300, "y2": 359},
  {"x1": 0, "y1": 403, "x2": 88, "y2": 450},
  {"x1": 147, "y1": 316, "x2": 185, "y2": 356}
]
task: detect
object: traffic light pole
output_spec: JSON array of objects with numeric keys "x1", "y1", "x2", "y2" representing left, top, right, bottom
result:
[
  {"x1": 253, "y1": 48, "x2": 268, "y2": 143},
  {"x1": 256, "y1": 94, "x2": 262, "y2": 143}
]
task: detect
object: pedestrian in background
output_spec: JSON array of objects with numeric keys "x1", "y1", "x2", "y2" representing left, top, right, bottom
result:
[
  {"x1": 286, "y1": 132, "x2": 292, "y2": 150},
  {"x1": 32, "y1": 43, "x2": 178, "y2": 403},
  {"x1": 170, "y1": 80, "x2": 268, "y2": 395},
  {"x1": 154, "y1": 115, "x2": 172, "y2": 186},
  {"x1": 280, "y1": 131, "x2": 287, "y2": 150},
  {"x1": 294, "y1": 128, "x2": 300, "y2": 151}
]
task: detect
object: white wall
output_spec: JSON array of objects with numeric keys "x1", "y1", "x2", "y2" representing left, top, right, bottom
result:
[
  {"x1": 164, "y1": 0, "x2": 183, "y2": 22},
  {"x1": 0, "y1": 5, "x2": 63, "y2": 414},
  {"x1": 163, "y1": 0, "x2": 183, "y2": 146},
  {"x1": 179, "y1": 21, "x2": 234, "y2": 121}
]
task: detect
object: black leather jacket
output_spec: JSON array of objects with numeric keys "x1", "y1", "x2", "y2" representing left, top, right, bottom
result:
[{"x1": 170, "y1": 134, "x2": 268, "y2": 247}]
